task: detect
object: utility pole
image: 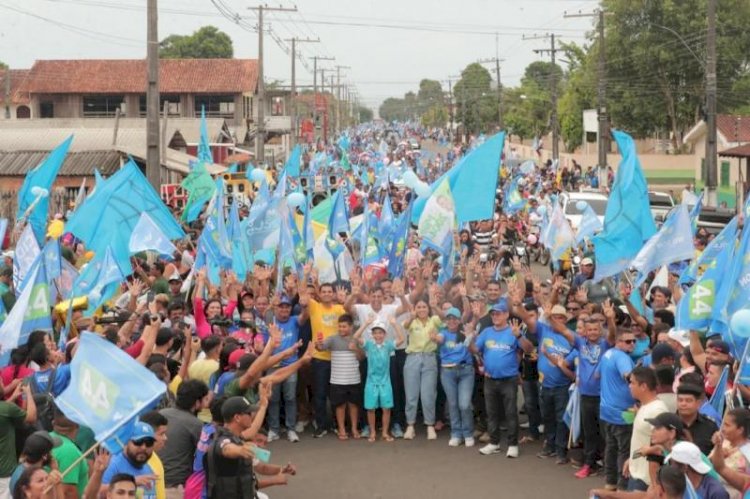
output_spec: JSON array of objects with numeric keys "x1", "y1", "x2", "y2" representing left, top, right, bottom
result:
[
  {"x1": 477, "y1": 56, "x2": 505, "y2": 131},
  {"x1": 524, "y1": 33, "x2": 562, "y2": 161},
  {"x1": 311, "y1": 55, "x2": 334, "y2": 143},
  {"x1": 249, "y1": 4, "x2": 297, "y2": 164},
  {"x1": 705, "y1": 0, "x2": 718, "y2": 206},
  {"x1": 564, "y1": 9, "x2": 609, "y2": 188},
  {"x1": 285, "y1": 37, "x2": 318, "y2": 148},
  {"x1": 335, "y1": 65, "x2": 350, "y2": 135},
  {"x1": 146, "y1": 0, "x2": 160, "y2": 189}
]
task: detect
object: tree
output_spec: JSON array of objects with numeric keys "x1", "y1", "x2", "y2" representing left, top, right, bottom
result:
[
  {"x1": 160, "y1": 26, "x2": 234, "y2": 59},
  {"x1": 453, "y1": 63, "x2": 497, "y2": 135},
  {"x1": 0, "y1": 61, "x2": 7, "y2": 70},
  {"x1": 357, "y1": 106, "x2": 374, "y2": 122},
  {"x1": 379, "y1": 97, "x2": 409, "y2": 122}
]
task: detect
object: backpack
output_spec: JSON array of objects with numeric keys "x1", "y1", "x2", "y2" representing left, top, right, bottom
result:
[
  {"x1": 30, "y1": 368, "x2": 57, "y2": 431},
  {"x1": 204, "y1": 428, "x2": 257, "y2": 499}
]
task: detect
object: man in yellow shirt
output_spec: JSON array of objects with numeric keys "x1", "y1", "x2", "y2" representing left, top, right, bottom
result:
[
  {"x1": 140, "y1": 411, "x2": 169, "y2": 499},
  {"x1": 308, "y1": 282, "x2": 347, "y2": 437}
]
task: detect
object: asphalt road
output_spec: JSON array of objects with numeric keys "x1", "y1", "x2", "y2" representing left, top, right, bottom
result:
[{"x1": 265, "y1": 429, "x2": 594, "y2": 499}]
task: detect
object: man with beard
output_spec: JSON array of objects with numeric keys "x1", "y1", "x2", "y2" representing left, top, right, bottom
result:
[{"x1": 101, "y1": 422, "x2": 159, "y2": 499}]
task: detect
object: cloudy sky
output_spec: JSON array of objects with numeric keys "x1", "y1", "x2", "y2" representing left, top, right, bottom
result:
[{"x1": 0, "y1": 0, "x2": 598, "y2": 110}]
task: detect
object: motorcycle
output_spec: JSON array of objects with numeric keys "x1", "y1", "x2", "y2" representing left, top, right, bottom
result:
[{"x1": 526, "y1": 232, "x2": 550, "y2": 266}]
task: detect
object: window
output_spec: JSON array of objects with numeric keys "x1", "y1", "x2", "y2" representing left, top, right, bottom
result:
[
  {"x1": 39, "y1": 102, "x2": 54, "y2": 118},
  {"x1": 720, "y1": 161, "x2": 730, "y2": 187},
  {"x1": 194, "y1": 95, "x2": 235, "y2": 118},
  {"x1": 701, "y1": 158, "x2": 706, "y2": 181},
  {"x1": 138, "y1": 95, "x2": 182, "y2": 117},
  {"x1": 271, "y1": 97, "x2": 284, "y2": 116},
  {"x1": 16, "y1": 106, "x2": 30, "y2": 119},
  {"x1": 244, "y1": 96, "x2": 253, "y2": 120},
  {"x1": 82, "y1": 95, "x2": 124, "y2": 117}
]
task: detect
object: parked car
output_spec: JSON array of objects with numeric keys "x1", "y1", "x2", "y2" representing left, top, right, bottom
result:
[
  {"x1": 559, "y1": 191, "x2": 608, "y2": 230},
  {"x1": 649, "y1": 191, "x2": 675, "y2": 224}
]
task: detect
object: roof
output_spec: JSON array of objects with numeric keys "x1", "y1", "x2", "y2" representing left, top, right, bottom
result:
[
  {"x1": 684, "y1": 114, "x2": 750, "y2": 145},
  {"x1": 21, "y1": 59, "x2": 258, "y2": 95},
  {"x1": 719, "y1": 143, "x2": 750, "y2": 159},
  {"x1": 0, "y1": 150, "x2": 121, "y2": 176},
  {"x1": 0, "y1": 69, "x2": 31, "y2": 105}
]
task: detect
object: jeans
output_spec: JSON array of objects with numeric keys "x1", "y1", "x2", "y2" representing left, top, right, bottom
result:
[
  {"x1": 311, "y1": 359, "x2": 331, "y2": 430},
  {"x1": 603, "y1": 422, "x2": 633, "y2": 489},
  {"x1": 404, "y1": 352, "x2": 438, "y2": 425},
  {"x1": 627, "y1": 478, "x2": 648, "y2": 492},
  {"x1": 268, "y1": 370, "x2": 297, "y2": 432},
  {"x1": 440, "y1": 364, "x2": 474, "y2": 439},
  {"x1": 484, "y1": 377, "x2": 519, "y2": 446},
  {"x1": 521, "y1": 379, "x2": 542, "y2": 439},
  {"x1": 581, "y1": 395, "x2": 604, "y2": 467},
  {"x1": 540, "y1": 384, "x2": 570, "y2": 458},
  {"x1": 389, "y1": 349, "x2": 407, "y2": 428}
]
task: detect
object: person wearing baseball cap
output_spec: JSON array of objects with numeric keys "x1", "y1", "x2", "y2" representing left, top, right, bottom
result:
[
  {"x1": 470, "y1": 297, "x2": 534, "y2": 458},
  {"x1": 666, "y1": 441, "x2": 728, "y2": 498},
  {"x1": 102, "y1": 422, "x2": 158, "y2": 497},
  {"x1": 9, "y1": 431, "x2": 62, "y2": 492}
]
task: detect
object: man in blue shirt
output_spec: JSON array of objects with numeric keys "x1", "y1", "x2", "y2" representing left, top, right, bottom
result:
[
  {"x1": 267, "y1": 293, "x2": 309, "y2": 443},
  {"x1": 470, "y1": 299, "x2": 533, "y2": 459},
  {"x1": 515, "y1": 302, "x2": 575, "y2": 464},
  {"x1": 101, "y1": 422, "x2": 159, "y2": 499},
  {"x1": 599, "y1": 328, "x2": 637, "y2": 491}
]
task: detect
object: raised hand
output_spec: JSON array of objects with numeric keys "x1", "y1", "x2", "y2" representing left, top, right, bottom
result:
[
  {"x1": 509, "y1": 318, "x2": 522, "y2": 337},
  {"x1": 602, "y1": 299, "x2": 616, "y2": 320},
  {"x1": 575, "y1": 286, "x2": 588, "y2": 304}
]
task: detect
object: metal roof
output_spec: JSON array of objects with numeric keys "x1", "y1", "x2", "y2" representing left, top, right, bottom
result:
[{"x1": 0, "y1": 150, "x2": 121, "y2": 176}]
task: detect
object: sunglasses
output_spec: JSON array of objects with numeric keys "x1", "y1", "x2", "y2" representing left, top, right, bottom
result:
[
  {"x1": 621, "y1": 339, "x2": 636, "y2": 345},
  {"x1": 567, "y1": 307, "x2": 580, "y2": 311},
  {"x1": 132, "y1": 439, "x2": 155, "y2": 447}
]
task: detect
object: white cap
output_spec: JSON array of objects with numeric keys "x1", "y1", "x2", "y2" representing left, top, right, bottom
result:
[
  {"x1": 1, "y1": 250, "x2": 13, "y2": 260},
  {"x1": 668, "y1": 328, "x2": 690, "y2": 348},
  {"x1": 665, "y1": 441, "x2": 710, "y2": 474},
  {"x1": 370, "y1": 320, "x2": 387, "y2": 332}
]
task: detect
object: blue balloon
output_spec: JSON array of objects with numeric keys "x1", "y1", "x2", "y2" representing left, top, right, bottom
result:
[
  {"x1": 403, "y1": 170, "x2": 418, "y2": 188},
  {"x1": 730, "y1": 309, "x2": 750, "y2": 338},
  {"x1": 576, "y1": 201, "x2": 588, "y2": 212},
  {"x1": 250, "y1": 168, "x2": 266, "y2": 183},
  {"x1": 287, "y1": 191, "x2": 306, "y2": 208}
]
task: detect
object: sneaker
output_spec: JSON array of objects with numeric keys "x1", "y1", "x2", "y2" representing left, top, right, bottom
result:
[
  {"x1": 313, "y1": 428, "x2": 328, "y2": 438},
  {"x1": 391, "y1": 424, "x2": 404, "y2": 439},
  {"x1": 506, "y1": 445, "x2": 519, "y2": 458},
  {"x1": 294, "y1": 420, "x2": 308, "y2": 433},
  {"x1": 287, "y1": 430, "x2": 300, "y2": 443},
  {"x1": 556, "y1": 457, "x2": 570, "y2": 465},
  {"x1": 267, "y1": 430, "x2": 280, "y2": 443},
  {"x1": 574, "y1": 465, "x2": 593, "y2": 479},
  {"x1": 479, "y1": 443, "x2": 501, "y2": 455},
  {"x1": 519, "y1": 421, "x2": 530, "y2": 429},
  {"x1": 464, "y1": 437, "x2": 475, "y2": 448},
  {"x1": 426, "y1": 426, "x2": 437, "y2": 440},
  {"x1": 479, "y1": 432, "x2": 491, "y2": 443},
  {"x1": 403, "y1": 425, "x2": 416, "y2": 440},
  {"x1": 360, "y1": 425, "x2": 370, "y2": 438},
  {"x1": 448, "y1": 437, "x2": 462, "y2": 447},
  {"x1": 537, "y1": 448, "x2": 555, "y2": 459}
]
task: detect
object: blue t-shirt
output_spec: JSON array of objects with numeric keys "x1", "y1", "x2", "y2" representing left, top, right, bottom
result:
[
  {"x1": 475, "y1": 326, "x2": 520, "y2": 379},
  {"x1": 212, "y1": 371, "x2": 235, "y2": 396},
  {"x1": 693, "y1": 474, "x2": 730, "y2": 499},
  {"x1": 630, "y1": 336, "x2": 650, "y2": 362},
  {"x1": 574, "y1": 336, "x2": 611, "y2": 396},
  {"x1": 438, "y1": 329, "x2": 473, "y2": 366},
  {"x1": 269, "y1": 316, "x2": 300, "y2": 366},
  {"x1": 364, "y1": 339, "x2": 395, "y2": 385},
  {"x1": 32, "y1": 365, "x2": 71, "y2": 397},
  {"x1": 599, "y1": 348, "x2": 635, "y2": 425},
  {"x1": 102, "y1": 451, "x2": 157, "y2": 499},
  {"x1": 536, "y1": 322, "x2": 573, "y2": 388}
]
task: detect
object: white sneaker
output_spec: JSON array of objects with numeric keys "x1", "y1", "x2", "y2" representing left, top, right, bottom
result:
[
  {"x1": 403, "y1": 425, "x2": 416, "y2": 440},
  {"x1": 479, "y1": 443, "x2": 501, "y2": 455},
  {"x1": 506, "y1": 445, "x2": 519, "y2": 458},
  {"x1": 267, "y1": 430, "x2": 280, "y2": 442},
  {"x1": 287, "y1": 430, "x2": 300, "y2": 443},
  {"x1": 294, "y1": 421, "x2": 307, "y2": 433},
  {"x1": 464, "y1": 437, "x2": 475, "y2": 448},
  {"x1": 427, "y1": 426, "x2": 437, "y2": 440},
  {"x1": 448, "y1": 437, "x2": 462, "y2": 447}
]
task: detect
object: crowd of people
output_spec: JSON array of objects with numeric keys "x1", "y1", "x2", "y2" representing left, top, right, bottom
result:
[{"x1": 0, "y1": 122, "x2": 747, "y2": 499}]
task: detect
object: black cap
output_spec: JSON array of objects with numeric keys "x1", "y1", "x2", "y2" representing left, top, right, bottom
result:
[
  {"x1": 708, "y1": 340, "x2": 731, "y2": 356},
  {"x1": 646, "y1": 412, "x2": 684, "y2": 433},
  {"x1": 677, "y1": 383, "x2": 705, "y2": 398},
  {"x1": 651, "y1": 343, "x2": 677, "y2": 364},
  {"x1": 22, "y1": 431, "x2": 62, "y2": 460},
  {"x1": 237, "y1": 353, "x2": 257, "y2": 372},
  {"x1": 221, "y1": 396, "x2": 258, "y2": 421}
]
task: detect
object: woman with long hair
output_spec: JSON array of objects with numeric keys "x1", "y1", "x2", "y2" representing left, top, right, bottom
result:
[
  {"x1": 13, "y1": 466, "x2": 62, "y2": 499},
  {"x1": 711, "y1": 408, "x2": 750, "y2": 498}
]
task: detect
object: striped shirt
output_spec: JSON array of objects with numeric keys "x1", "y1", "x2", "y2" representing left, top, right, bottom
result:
[{"x1": 322, "y1": 335, "x2": 361, "y2": 385}]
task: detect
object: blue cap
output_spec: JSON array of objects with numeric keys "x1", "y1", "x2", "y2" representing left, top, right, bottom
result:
[
  {"x1": 445, "y1": 307, "x2": 462, "y2": 318},
  {"x1": 130, "y1": 421, "x2": 156, "y2": 442},
  {"x1": 278, "y1": 295, "x2": 293, "y2": 306},
  {"x1": 490, "y1": 299, "x2": 509, "y2": 313}
]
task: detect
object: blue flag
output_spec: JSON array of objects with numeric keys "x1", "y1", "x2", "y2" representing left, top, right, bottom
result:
[
  {"x1": 575, "y1": 205, "x2": 603, "y2": 244},
  {"x1": 0, "y1": 253, "x2": 52, "y2": 352},
  {"x1": 737, "y1": 340, "x2": 750, "y2": 386},
  {"x1": 680, "y1": 216, "x2": 737, "y2": 285},
  {"x1": 688, "y1": 191, "x2": 704, "y2": 234},
  {"x1": 418, "y1": 177, "x2": 455, "y2": 255},
  {"x1": 74, "y1": 246, "x2": 125, "y2": 315},
  {"x1": 17, "y1": 135, "x2": 73, "y2": 243},
  {"x1": 284, "y1": 145, "x2": 302, "y2": 177},
  {"x1": 503, "y1": 176, "x2": 526, "y2": 214},
  {"x1": 379, "y1": 193, "x2": 395, "y2": 246},
  {"x1": 198, "y1": 105, "x2": 213, "y2": 165},
  {"x1": 592, "y1": 130, "x2": 657, "y2": 280},
  {"x1": 543, "y1": 202, "x2": 576, "y2": 261},
  {"x1": 412, "y1": 132, "x2": 504, "y2": 225},
  {"x1": 14, "y1": 224, "x2": 40, "y2": 294},
  {"x1": 328, "y1": 191, "x2": 350, "y2": 238},
  {"x1": 42, "y1": 239, "x2": 61, "y2": 282},
  {"x1": 303, "y1": 194, "x2": 315, "y2": 260},
  {"x1": 201, "y1": 183, "x2": 233, "y2": 269},
  {"x1": 0, "y1": 219, "x2": 7, "y2": 250},
  {"x1": 128, "y1": 212, "x2": 177, "y2": 257},
  {"x1": 55, "y1": 332, "x2": 166, "y2": 452},
  {"x1": 631, "y1": 204, "x2": 695, "y2": 285},
  {"x1": 563, "y1": 383, "x2": 582, "y2": 443},
  {"x1": 387, "y1": 203, "x2": 412, "y2": 277},
  {"x1": 708, "y1": 365, "x2": 729, "y2": 420}
]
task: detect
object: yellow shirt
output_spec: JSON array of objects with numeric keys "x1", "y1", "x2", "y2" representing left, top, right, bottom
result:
[
  {"x1": 406, "y1": 316, "x2": 441, "y2": 354},
  {"x1": 188, "y1": 359, "x2": 219, "y2": 385},
  {"x1": 148, "y1": 453, "x2": 167, "y2": 499},
  {"x1": 309, "y1": 299, "x2": 345, "y2": 361}
]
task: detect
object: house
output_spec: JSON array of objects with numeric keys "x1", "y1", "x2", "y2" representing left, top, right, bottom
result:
[
  {"x1": 683, "y1": 114, "x2": 750, "y2": 207},
  {"x1": 0, "y1": 69, "x2": 32, "y2": 119}
]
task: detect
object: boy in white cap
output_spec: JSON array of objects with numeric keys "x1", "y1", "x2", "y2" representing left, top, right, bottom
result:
[{"x1": 666, "y1": 441, "x2": 728, "y2": 499}]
